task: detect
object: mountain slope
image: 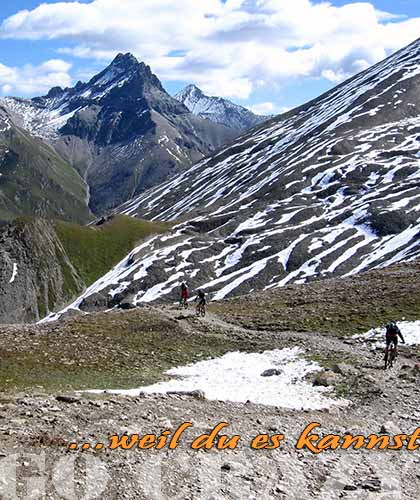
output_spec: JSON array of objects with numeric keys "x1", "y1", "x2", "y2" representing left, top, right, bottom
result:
[
  {"x1": 45, "y1": 37, "x2": 420, "y2": 316},
  {"x1": 0, "y1": 106, "x2": 91, "y2": 223},
  {"x1": 0, "y1": 215, "x2": 169, "y2": 323},
  {"x1": 174, "y1": 84, "x2": 267, "y2": 131},
  {"x1": 1, "y1": 55, "x2": 236, "y2": 214}
]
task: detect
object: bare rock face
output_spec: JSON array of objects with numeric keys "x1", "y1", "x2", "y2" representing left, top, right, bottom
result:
[
  {"x1": 79, "y1": 292, "x2": 109, "y2": 312},
  {"x1": 313, "y1": 371, "x2": 340, "y2": 387},
  {"x1": 261, "y1": 368, "x2": 282, "y2": 377},
  {"x1": 0, "y1": 218, "x2": 84, "y2": 324}
]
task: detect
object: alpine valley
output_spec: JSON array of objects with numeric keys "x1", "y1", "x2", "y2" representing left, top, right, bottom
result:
[
  {"x1": 2, "y1": 18, "x2": 420, "y2": 499},
  {"x1": 43, "y1": 37, "x2": 420, "y2": 319}
]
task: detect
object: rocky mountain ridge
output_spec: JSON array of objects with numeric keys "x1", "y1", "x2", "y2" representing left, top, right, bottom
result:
[
  {"x1": 0, "y1": 215, "x2": 168, "y2": 324},
  {"x1": 0, "y1": 218, "x2": 84, "y2": 323},
  {"x1": 174, "y1": 84, "x2": 267, "y2": 131},
  {"x1": 0, "y1": 105, "x2": 91, "y2": 223}
]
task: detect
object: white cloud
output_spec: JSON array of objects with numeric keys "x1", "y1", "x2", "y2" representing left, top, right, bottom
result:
[
  {"x1": 0, "y1": 0, "x2": 419, "y2": 99},
  {"x1": 0, "y1": 59, "x2": 72, "y2": 96},
  {"x1": 247, "y1": 101, "x2": 289, "y2": 115}
]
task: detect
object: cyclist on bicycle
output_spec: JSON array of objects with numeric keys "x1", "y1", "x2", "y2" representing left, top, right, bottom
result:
[
  {"x1": 180, "y1": 281, "x2": 189, "y2": 307},
  {"x1": 384, "y1": 321, "x2": 405, "y2": 359},
  {"x1": 195, "y1": 289, "x2": 206, "y2": 315}
]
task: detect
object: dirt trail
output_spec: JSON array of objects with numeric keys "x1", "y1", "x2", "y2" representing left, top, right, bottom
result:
[{"x1": 0, "y1": 305, "x2": 420, "y2": 498}]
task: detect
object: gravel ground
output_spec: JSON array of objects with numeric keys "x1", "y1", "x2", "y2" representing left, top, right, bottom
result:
[{"x1": 0, "y1": 306, "x2": 419, "y2": 499}]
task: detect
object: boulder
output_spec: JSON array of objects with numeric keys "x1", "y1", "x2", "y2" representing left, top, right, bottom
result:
[
  {"x1": 313, "y1": 371, "x2": 339, "y2": 387},
  {"x1": 331, "y1": 363, "x2": 358, "y2": 377},
  {"x1": 118, "y1": 299, "x2": 136, "y2": 310},
  {"x1": 261, "y1": 368, "x2": 282, "y2": 377},
  {"x1": 56, "y1": 395, "x2": 80, "y2": 404},
  {"x1": 167, "y1": 390, "x2": 206, "y2": 400},
  {"x1": 79, "y1": 292, "x2": 108, "y2": 312}
]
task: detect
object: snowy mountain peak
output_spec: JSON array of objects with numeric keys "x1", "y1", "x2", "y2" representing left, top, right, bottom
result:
[
  {"x1": 174, "y1": 85, "x2": 267, "y2": 131},
  {"x1": 86, "y1": 53, "x2": 163, "y2": 96},
  {"x1": 1, "y1": 53, "x2": 168, "y2": 141},
  {"x1": 176, "y1": 84, "x2": 205, "y2": 101},
  {"x1": 0, "y1": 55, "x2": 236, "y2": 214},
  {"x1": 46, "y1": 86, "x2": 65, "y2": 99}
]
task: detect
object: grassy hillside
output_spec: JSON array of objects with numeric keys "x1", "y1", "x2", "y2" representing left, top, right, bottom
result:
[
  {"x1": 0, "y1": 308, "x2": 240, "y2": 392},
  {"x1": 55, "y1": 215, "x2": 170, "y2": 286},
  {"x1": 211, "y1": 259, "x2": 420, "y2": 336},
  {"x1": 0, "y1": 124, "x2": 91, "y2": 223}
]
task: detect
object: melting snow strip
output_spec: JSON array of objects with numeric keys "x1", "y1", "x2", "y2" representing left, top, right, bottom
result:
[
  {"x1": 88, "y1": 348, "x2": 349, "y2": 410},
  {"x1": 9, "y1": 263, "x2": 17, "y2": 284}
]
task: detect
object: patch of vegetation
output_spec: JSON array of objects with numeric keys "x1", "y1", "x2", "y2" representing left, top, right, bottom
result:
[
  {"x1": 211, "y1": 260, "x2": 420, "y2": 336},
  {"x1": 335, "y1": 382, "x2": 351, "y2": 399},
  {"x1": 0, "y1": 309, "x2": 240, "y2": 393},
  {"x1": 55, "y1": 215, "x2": 170, "y2": 286},
  {"x1": 55, "y1": 245, "x2": 81, "y2": 299}
]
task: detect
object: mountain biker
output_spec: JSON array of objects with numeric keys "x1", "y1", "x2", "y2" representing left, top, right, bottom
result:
[
  {"x1": 180, "y1": 281, "x2": 189, "y2": 307},
  {"x1": 384, "y1": 320, "x2": 405, "y2": 360},
  {"x1": 195, "y1": 289, "x2": 206, "y2": 315}
]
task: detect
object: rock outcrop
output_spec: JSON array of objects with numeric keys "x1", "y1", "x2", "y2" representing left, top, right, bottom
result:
[{"x1": 0, "y1": 218, "x2": 84, "y2": 323}]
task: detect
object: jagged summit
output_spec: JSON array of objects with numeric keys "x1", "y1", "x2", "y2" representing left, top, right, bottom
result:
[
  {"x1": 174, "y1": 84, "x2": 267, "y2": 131},
  {"x1": 46, "y1": 86, "x2": 65, "y2": 99},
  {"x1": 86, "y1": 52, "x2": 164, "y2": 94},
  {"x1": 176, "y1": 84, "x2": 204, "y2": 102},
  {"x1": 112, "y1": 52, "x2": 139, "y2": 67}
]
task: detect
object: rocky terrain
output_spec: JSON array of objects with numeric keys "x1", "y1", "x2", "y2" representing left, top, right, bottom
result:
[
  {"x1": 1, "y1": 54, "x2": 236, "y2": 215},
  {"x1": 174, "y1": 84, "x2": 267, "y2": 131},
  {"x1": 44, "y1": 38, "x2": 420, "y2": 316},
  {"x1": 0, "y1": 262, "x2": 419, "y2": 498},
  {"x1": 0, "y1": 218, "x2": 83, "y2": 324}
]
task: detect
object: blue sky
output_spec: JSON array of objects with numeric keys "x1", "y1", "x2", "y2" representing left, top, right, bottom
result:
[{"x1": 0, "y1": 0, "x2": 419, "y2": 114}]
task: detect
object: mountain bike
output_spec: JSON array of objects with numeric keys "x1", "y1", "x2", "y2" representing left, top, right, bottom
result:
[
  {"x1": 384, "y1": 343, "x2": 397, "y2": 370},
  {"x1": 196, "y1": 302, "x2": 206, "y2": 317},
  {"x1": 179, "y1": 297, "x2": 188, "y2": 309}
]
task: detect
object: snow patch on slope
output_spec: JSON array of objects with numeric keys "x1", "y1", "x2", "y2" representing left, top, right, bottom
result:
[
  {"x1": 89, "y1": 347, "x2": 348, "y2": 410},
  {"x1": 9, "y1": 263, "x2": 17, "y2": 284}
]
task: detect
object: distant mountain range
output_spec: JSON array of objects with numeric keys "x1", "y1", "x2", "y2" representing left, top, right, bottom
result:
[
  {"x1": 174, "y1": 84, "x2": 267, "y2": 131},
  {"x1": 0, "y1": 53, "x2": 240, "y2": 219},
  {"x1": 46, "y1": 37, "x2": 420, "y2": 315}
]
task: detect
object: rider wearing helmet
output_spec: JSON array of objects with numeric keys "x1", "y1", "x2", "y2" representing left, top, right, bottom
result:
[
  {"x1": 196, "y1": 289, "x2": 206, "y2": 306},
  {"x1": 385, "y1": 320, "x2": 405, "y2": 359}
]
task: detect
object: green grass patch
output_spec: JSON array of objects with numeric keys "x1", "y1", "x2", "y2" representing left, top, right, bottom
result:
[
  {"x1": 0, "y1": 309, "x2": 238, "y2": 393},
  {"x1": 211, "y1": 261, "x2": 420, "y2": 336},
  {"x1": 55, "y1": 215, "x2": 170, "y2": 286},
  {"x1": 306, "y1": 353, "x2": 358, "y2": 370}
]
